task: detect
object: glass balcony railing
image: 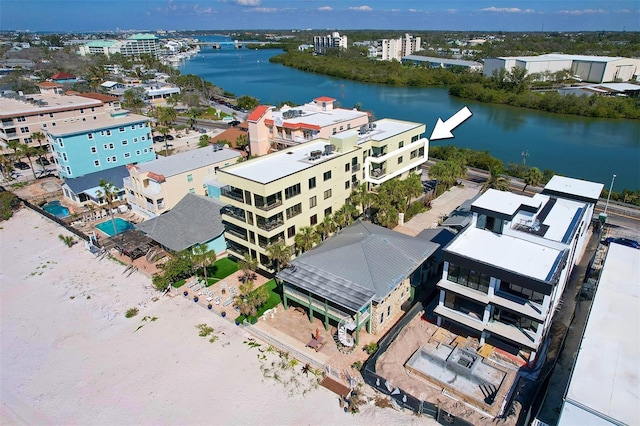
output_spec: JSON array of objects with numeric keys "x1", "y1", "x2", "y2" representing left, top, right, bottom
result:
[
  {"x1": 222, "y1": 206, "x2": 246, "y2": 222},
  {"x1": 255, "y1": 199, "x2": 282, "y2": 211},
  {"x1": 221, "y1": 186, "x2": 244, "y2": 203}
]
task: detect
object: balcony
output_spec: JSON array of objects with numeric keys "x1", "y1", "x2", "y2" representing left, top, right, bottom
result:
[
  {"x1": 370, "y1": 168, "x2": 387, "y2": 178},
  {"x1": 225, "y1": 226, "x2": 248, "y2": 241},
  {"x1": 257, "y1": 218, "x2": 284, "y2": 232},
  {"x1": 351, "y1": 163, "x2": 361, "y2": 172},
  {"x1": 221, "y1": 186, "x2": 245, "y2": 203},
  {"x1": 255, "y1": 196, "x2": 282, "y2": 212},
  {"x1": 3, "y1": 131, "x2": 17, "y2": 139},
  {"x1": 1, "y1": 120, "x2": 14, "y2": 128},
  {"x1": 227, "y1": 241, "x2": 249, "y2": 257},
  {"x1": 222, "y1": 205, "x2": 246, "y2": 223}
]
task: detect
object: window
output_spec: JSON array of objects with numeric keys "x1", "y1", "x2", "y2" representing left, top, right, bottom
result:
[
  {"x1": 136, "y1": 150, "x2": 141, "y2": 155},
  {"x1": 284, "y1": 183, "x2": 301, "y2": 199},
  {"x1": 398, "y1": 156, "x2": 403, "y2": 164},
  {"x1": 16, "y1": 116, "x2": 26, "y2": 122},
  {"x1": 308, "y1": 177, "x2": 316, "y2": 189},
  {"x1": 309, "y1": 196, "x2": 317, "y2": 208},
  {"x1": 90, "y1": 146, "x2": 97, "y2": 154},
  {"x1": 119, "y1": 127, "x2": 125, "y2": 132},
  {"x1": 131, "y1": 125, "x2": 135, "y2": 130},
  {"x1": 380, "y1": 312, "x2": 384, "y2": 323},
  {"x1": 94, "y1": 160, "x2": 100, "y2": 167},
  {"x1": 345, "y1": 163, "x2": 350, "y2": 172},
  {"x1": 500, "y1": 282, "x2": 545, "y2": 304},
  {"x1": 138, "y1": 123, "x2": 144, "y2": 128},
  {"x1": 66, "y1": 166, "x2": 71, "y2": 175},
  {"x1": 286, "y1": 203, "x2": 302, "y2": 219},
  {"x1": 121, "y1": 140, "x2": 128, "y2": 146},
  {"x1": 49, "y1": 113, "x2": 54, "y2": 118},
  {"x1": 323, "y1": 189, "x2": 332, "y2": 199},
  {"x1": 141, "y1": 136, "x2": 146, "y2": 141},
  {"x1": 24, "y1": 137, "x2": 32, "y2": 144},
  {"x1": 88, "y1": 133, "x2": 94, "y2": 140},
  {"x1": 477, "y1": 214, "x2": 503, "y2": 234},
  {"x1": 324, "y1": 207, "x2": 332, "y2": 217},
  {"x1": 62, "y1": 153, "x2": 68, "y2": 161},
  {"x1": 287, "y1": 226, "x2": 295, "y2": 238},
  {"x1": 387, "y1": 306, "x2": 391, "y2": 317},
  {"x1": 323, "y1": 170, "x2": 331, "y2": 181},
  {"x1": 399, "y1": 141, "x2": 404, "y2": 148},
  {"x1": 345, "y1": 181, "x2": 350, "y2": 189},
  {"x1": 111, "y1": 156, "x2": 117, "y2": 163},
  {"x1": 411, "y1": 135, "x2": 420, "y2": 143},
  {"x1": 187, "y1": 174, "x2": 193, "y2": 183},
  {"x1": 133, "y1": 137, "x2": 139, "y2": 143},
  {"x1": 143, "y1": 148, "x2": 148, "y2": 153},
  {"x1": 310, "y1": 214, "x2": 317, "y2": 226},
  {"x1": 446, "y1": 263, "x2": 490, "y2": 294},
  {"x1": 493, "y1": 308, "x2": 540, "y2": 333},
  {"x1": 124, "y1": 152, "x2": 131, "y2": 159},
  {"x1": 106, "y1": 130, "x2": 111, "y2": 136},
  {"x1": 20, "y1": 126, "x2": 29, "y2": 133},
  {"x1": 410, "y1": 149, "x2": 417, "y2": 159},
  {"x1": 109, "y1": 143, "x2": 115, "y2": 150},
  {"x1": 189, "y1": 188, "x2": 195, "y2": 194}
]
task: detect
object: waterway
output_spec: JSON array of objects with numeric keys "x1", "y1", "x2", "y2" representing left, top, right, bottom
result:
[{"x1": 180, "y1": 35, "x2": 640, "y2": 191}]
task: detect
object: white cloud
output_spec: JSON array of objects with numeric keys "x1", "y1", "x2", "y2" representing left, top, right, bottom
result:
[
  {"x1": 480, "y1": 7, "x2": 533, "y2": 13},
  {"x1": 348, "y1": 6, "x2": 373, "y2": 12},
  {"x1": 318, "y1": 6, "x2": 332, "y2": 12},
  {"x1": 447, "y1": 9, "x2": 457, "y2": 14},
  {"x1": 249, "y1": 7, "x2": 276, "y2": 12},
  {"x1": 234, "y1": 0, "x2": 261, "y2": 6},
  {"x1": 557, "y1": 9, "x2": 606, "y2": 15}
]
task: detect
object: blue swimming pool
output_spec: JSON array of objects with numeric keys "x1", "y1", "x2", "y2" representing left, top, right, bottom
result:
[
  {"x1": 42, "y1": 200, "x2": 70, "y2": 218},
  {"x1": 96, "y1": 218, "x2": 135, "y2": 237}
]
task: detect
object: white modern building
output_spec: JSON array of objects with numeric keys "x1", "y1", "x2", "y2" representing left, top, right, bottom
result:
[
  {"x1": 434, "y1": 176, "x2": 603, "y2": 365},
  {"x1": 483, "y1": 54, "x2": 640, "y2": 83},
  {"x1": 313, "y1": 32, "x2": 348, "y2": 54},
  {"x1": 79, "y1": 34, "x2": 159, "y2": 58}
]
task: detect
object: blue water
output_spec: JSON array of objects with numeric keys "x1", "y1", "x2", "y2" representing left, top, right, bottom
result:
[
  {"x1": 42, "y1": 201, "x2": 70, "y2": 218},
  {"x1": 181, "y1": 35, "x2": 640, "y2": 190},
  {"x1": 96, "y1": 218, "x2": 134, "y2": 237}
]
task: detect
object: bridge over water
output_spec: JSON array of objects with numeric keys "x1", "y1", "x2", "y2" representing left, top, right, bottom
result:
[{"x1": 194, "y1": 41, "x2": 270, "y2": 49}]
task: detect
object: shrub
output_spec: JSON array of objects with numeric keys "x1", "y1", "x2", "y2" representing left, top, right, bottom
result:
[
  {"x1": 125, "y1": 307, "x2": 139, "y2": 318},
  {"x1": 58, "y1": 234, "x2": 75, "y2": 247},
  {"x1": 364, "y1": 342, "x2": 378, "y2": 355},
  {"x1": 0, "y1": 192, "x2": 20, "y2": 221}
]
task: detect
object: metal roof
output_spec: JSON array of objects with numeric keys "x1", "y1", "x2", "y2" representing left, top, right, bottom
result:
[
  {"x1": 63, "y1": 165, "x2": 129, "y2": 194},
  {"x1": 277, "y1": 220, "x2": 439, "y2": 310},
  {"x1": 132, "y1": 146, "x2": 241, "y2": 178},
  {"x1": 135, "y1": 193, "x2": 226, "y2": 252}
]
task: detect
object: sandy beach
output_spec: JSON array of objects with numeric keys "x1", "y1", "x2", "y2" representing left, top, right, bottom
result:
[{"x1": 0, "y1": 207, "x2": 432, "y2": 425}]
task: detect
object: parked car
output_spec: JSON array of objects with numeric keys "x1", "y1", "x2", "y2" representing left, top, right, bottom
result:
[
  {"x1": 165, "y1": 134, "x2": 174, "y2": 141},
  {"x1": 36, "y1": 157, "x2": 50, "y2": 166},
  {"x1": 13, "y1": 161, "x2": 29, "y2": 170},
  {"x1": 604, "y1": 237, "x2": 640, "y2": 249},
  {"x1": 153, "y1": 135, "x2": 165, "y2": 142},
  {"x1": 228, "y1": 120, "x2": 241, "y2": 127}
]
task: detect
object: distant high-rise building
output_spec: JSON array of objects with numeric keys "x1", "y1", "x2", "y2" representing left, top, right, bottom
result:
[{"x1": 313, "y1": 32, "x2": 348, "y2": 54}]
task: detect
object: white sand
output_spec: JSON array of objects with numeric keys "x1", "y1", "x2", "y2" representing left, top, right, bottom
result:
[{"x1": 0, "y1": 208, "x2": 432, "y2": 425}]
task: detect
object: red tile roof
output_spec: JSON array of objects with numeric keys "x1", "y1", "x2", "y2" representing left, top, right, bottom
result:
[
  {"x1": 314, "y1": 96, "x2": 336, "y2": 102},
  {"x1": 50, "y1": 72, "x2": 76, "y2": 80},
  {"x1": 247, "y1": 105, "x2": 270, "y2": 122},
  {"x1": 37, "y1": 81, "x2": 64, "y2": 88},
  {"x1": 75, "y1": 92, "x2": 119, "y2": 103},
  {"x1": 147, "y1": 172, "x2": 166, "y2": 183}
]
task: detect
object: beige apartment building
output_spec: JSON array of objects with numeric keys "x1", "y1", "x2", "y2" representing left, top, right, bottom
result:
[
  {"x1": 247, "y1": 96, "x2": 370, "y2": 156},
  {"x1": 218, "y1": 117, "x2": 428, "y2": 270},
  {"x1": 0, "y1": 84, "x2": 114, "y2": 150},
  {"x1": 124, "y1": 145, "x2": 241, "y2": 218}
]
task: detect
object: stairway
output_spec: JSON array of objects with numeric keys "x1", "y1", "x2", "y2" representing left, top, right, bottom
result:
[{"x1": 337, "y1": 317, "x2": 354, "y2": 347}]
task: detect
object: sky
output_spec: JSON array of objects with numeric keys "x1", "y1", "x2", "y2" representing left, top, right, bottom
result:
[{"x1": 1, "y1": 0, "x2": 639, "y2": 33}]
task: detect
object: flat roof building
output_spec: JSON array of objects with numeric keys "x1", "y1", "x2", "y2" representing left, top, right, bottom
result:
[
  {"x1": 557, "y1": 242, "x2": 640, "y2": 426},
  {"x1": 435, "y1": 176, "x2": 603, "y2": 365},
  {"x1": 218, "y1": 117, "x2": 428, "y2": 270},
  {"x1": 248, "y1": 96, "x2": 370, "y2": 156}
]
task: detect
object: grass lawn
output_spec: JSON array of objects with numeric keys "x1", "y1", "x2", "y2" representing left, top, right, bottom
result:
[
  {"x1": 204, "y1": 257, "x2": 239, "y2": 286},
  {"x1": 234, "y1": 279, "x2": 280, "y2": 324}
]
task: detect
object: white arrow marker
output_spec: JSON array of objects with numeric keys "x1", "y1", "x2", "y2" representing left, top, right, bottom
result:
[{"x1": 430, "y1": 106, "x2": 473, "y2": 140}]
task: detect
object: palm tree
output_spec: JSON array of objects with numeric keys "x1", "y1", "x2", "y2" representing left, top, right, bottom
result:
[
  {"x1": 428, "y1": 159, "x2": 466, "y2": 193},
  {"x1": 157, "y1": 126, "x2": 171, "y2": 155},
  {"x1": 400, "y1": 173, "x2": 424, "y2": 214},
  {"x1": 30, "y1": 131, "x2": 46, "y2": 160},
  {"x1": 349, "y1": 183, "x2": 373, "y2": 218},
  {"x1": 18, "y1": 144, "x2": 38, "y2": 180},
  {"x1": 265, "y1": 239, "x2": 291, "y2": 273},
  {"x1": 239, "y1": 253, "x2": 258, "y2": 283},
  {"x1": 95, "y1": 179, "x2": 119, "y2": 238},
  {"x1": 187, "y1": 107, "x2": 201, "y2": 131},
  {"x1": 192, "y1": 243, "x2": 216, "y2": 285},
  {"x1": 294, "y1": 226, "x2": 319, "y2": 254},
  {"x1": 481, "y1": 168, "x2": 511, "y2": 193},
  {"x1": 523, "y1": 167, "x2": 543, "y2": 192}
]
